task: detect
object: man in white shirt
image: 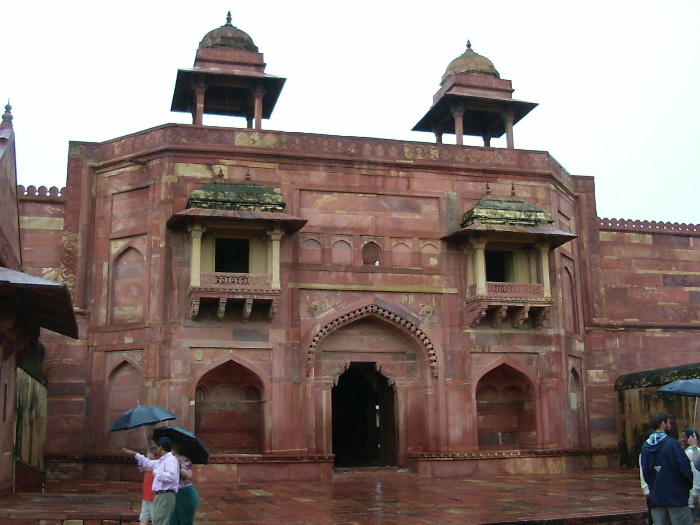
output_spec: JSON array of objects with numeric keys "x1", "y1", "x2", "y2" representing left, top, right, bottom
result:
[{"x1": 125, "y1": 437, "x2": 180, "y2": 525}]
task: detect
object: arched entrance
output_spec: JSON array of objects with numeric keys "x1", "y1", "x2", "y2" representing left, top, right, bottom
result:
[
  {"x1": 332, "y1": 362, "x2": 397, "y2": 467},
  {"x1": 310, "y1": 305, "x2": 440, "y2": 468}
]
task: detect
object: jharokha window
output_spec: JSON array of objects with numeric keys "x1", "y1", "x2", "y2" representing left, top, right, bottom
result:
[
  {"x1": 167, "y1": 179, "x2": 307, "y2": 322},
  {"x1": 362, "y1": 241, "x2": 381, "y2": 266},
  {"x1": 442, "y1": 192, "x2": 576, "y2": 329}
]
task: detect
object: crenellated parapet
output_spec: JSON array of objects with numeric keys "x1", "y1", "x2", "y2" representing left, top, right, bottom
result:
[
  {"x1": 599, "y1": 217, "x2": 699, "y2": 235},
  {"x1": 17, "y1": 185, "x2": 65, "y2": 202}
]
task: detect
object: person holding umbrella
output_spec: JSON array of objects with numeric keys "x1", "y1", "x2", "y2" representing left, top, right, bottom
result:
[
  {"x1": 124, "y1": 437, "x2": 180, "y2": 525},
  {"x1": 152, "y1": 426, "x2": 208, "y2": 525},
  {"x1": 170, "y1": 442, "x2": 200, "y2": 525}
]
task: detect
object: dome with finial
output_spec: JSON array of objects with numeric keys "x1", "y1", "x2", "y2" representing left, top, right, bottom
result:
[
  {"x1": 441, "y1": 41, "x2": 500, "y2": 83},
  {"x1": 199, "y1": 11, "x2": 258, "y2": 52},
  {"x1": 1, "y1": 101, "x2": 13, "y2": 129}
]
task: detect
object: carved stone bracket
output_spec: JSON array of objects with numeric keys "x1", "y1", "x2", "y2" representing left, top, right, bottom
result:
[
  {"x1": 531, "y1": 306, "x2": 549, "y2": 328},
  {"x1": 268, "y1": 300, "x2": 278, "y2": 322},
  {"x1": 511, "y1": 305, "x2": 530, "y2": 328},
  {"x1": 190, "y1": 297, "x2": 201, "y2": 320},
  {"x1": 465, "y1": 298, "x2": 550, "y2": 330},
  {"x1": 491, "y1": 305, "x2": 508, "y2": 328},
  {"x1": 189, "y1": 284, "x2": 280, "y2": 323},
  {"x1": 242, "y1": 299, "x2": 254, "y2": 322},
  {"x1": 467, "y1": 303, "x2": 489, "y2": 327},
  {"x1": 217, "y1": 298, "x2": 227, "y2": 320}
]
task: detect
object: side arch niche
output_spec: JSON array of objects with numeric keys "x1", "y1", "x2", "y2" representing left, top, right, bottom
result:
[
  {"x1": 107, "y1": 361, "x2": 143, "y2": 449},
  {"x1": 391, "y1": 242, "x2": 411, "y2": 267},
  {"x1": 110, "y1": 246, "x2": 146, "y2": 324},
  {"x1": 331, "y1": 239, "x2": 352, "y2": 265},
  {"x1": 568, "y1": 367, "x2": 584, "y2": 446},
  {"x1": 561, "y1": 263, "x2": 579, "y2": 334},
  {"x1": 301, "y1": 238, "x2": 322, "y2": 264},
  {"x1": 194, "y1": 360, "x2": 265, "y2": 453},
  {"x1": 475, "y1": 364, "x2": 536, "y2": 450}
]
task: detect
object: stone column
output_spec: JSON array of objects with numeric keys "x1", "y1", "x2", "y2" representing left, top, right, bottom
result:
[
  {"x1": 432, "y1": 125, "x2": 443, "y2": 145},
  {"x1": 193, "y1": 82, "x2": 206, "y2": 126},
  {"x1": 471, "y1": 239, "x2": 488, "y2": 295},
  {"x1": 395, "y1": 384, "x2": 408, "y2": 467},
  {"x1": 504, "y1": 108, "x2": 515, "y2": 149},
  {"x1": 537, "y1": 244, "x2": 551, "y2": 298},
  {"x1": 268, "y1": 227, "x2": 283, "y2": 289},
  {"x1": 452, "y1": 107, "x2": 465, "y2": 146},
  {"x1": 188, "y1": 222, "x2": 205, "y2": 286},
  {"x1": 254, "y1": 87, "x2": 265, "y2": 130}
]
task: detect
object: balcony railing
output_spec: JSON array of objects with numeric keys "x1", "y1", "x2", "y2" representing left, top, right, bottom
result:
[
  {"x1": 466, "y1": 281, "x2": 549, "y2": 329},
  {"x1": 468, "y1": 282, "x2": 544, "y2": 298},
  {"x1": 200, "y1": 272, "x2": 273, "y2": 289}
]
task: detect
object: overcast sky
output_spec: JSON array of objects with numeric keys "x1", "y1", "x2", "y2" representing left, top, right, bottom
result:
[{"x1": 3, "y1": 0, "x2": 699, "y2": 224}]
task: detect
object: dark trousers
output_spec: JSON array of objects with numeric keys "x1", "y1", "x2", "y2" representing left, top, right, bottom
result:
[{"x1": 169, "y1": 485, "x2": 200, "y2": 525}]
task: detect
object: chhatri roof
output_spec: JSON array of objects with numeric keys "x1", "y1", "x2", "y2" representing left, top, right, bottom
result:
[
  {"x1": 442, "y1": 41, "x2": 500, "y2": 82},
  {"x1": 198, "y1": 11, "x2": 258, "y2": 52}
]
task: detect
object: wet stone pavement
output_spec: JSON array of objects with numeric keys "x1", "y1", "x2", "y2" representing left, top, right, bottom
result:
[{"x1": 0, "y1": 468, "x2": 649, "y2": 524}]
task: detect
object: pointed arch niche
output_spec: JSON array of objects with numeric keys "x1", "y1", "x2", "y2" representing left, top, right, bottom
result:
[
  {"x1": 568, "y1": 366, "x2": 585, "y2": 446},
  {"x1": 194, "y1": 361, "x2": 264, "y2": 453},
  {"x1": 110, "y1": 245, "x2": 147, "y2": 324},
  {"x1": 307, "y1": 303, "x2": 441, "y2": 466},
  {"x1": 107, "y1": 361, "x2": 143, "y2": 449},
  {"x1": 475, "y1": 364, "x2": 536, "y2": 450}
]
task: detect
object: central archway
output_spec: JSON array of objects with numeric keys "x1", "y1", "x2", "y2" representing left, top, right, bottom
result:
[
  {"x1": 332, "y1": 362, "x2": 397, "y2": 467},
  {"x1": 309, "y1": 305, "x2": 440, "y2": 468}
]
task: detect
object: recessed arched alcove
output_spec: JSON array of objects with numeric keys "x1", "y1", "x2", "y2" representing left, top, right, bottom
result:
[
  {"x1": 194, "y1": 360, "x2": 264, "y2": 453},
  {"x1": 568, "y1": 367, "x2": 584, "y2": 446},
  {"x1": 110, "y1": 246, "x2": 146, "y2": 324},
  {"x1": 107, "y1": 361, "x2": 142, "y2": 449},
  {"x1": 475, "y1": 364, "x2": 536, "y2": 450}
]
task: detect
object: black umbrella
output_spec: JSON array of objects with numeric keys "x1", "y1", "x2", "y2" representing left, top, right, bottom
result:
[
  {"x1": 108, "y1": 405, "x2": 177, "y2": 432},
  {"x1": 153, "y1": 426, "x2": 209, "y2": 465},
  {"x1": 108, "y1": 405, "x2": 177, "y2": 451},
  {"x1": 659, "y1": 379, "x2": 700, "y2": 429}
]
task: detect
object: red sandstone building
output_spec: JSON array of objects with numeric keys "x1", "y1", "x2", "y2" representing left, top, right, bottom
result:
[{"x1": 13, "y1": 16, "x2": 700, "y2": 482}]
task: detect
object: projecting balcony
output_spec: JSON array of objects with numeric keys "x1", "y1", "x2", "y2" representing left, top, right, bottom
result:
[
  {"x1": 465, "y1": 281, "x2": 551, "y2": 328},
  {"x1": 190, "y1": 272, "x2": 279, "y2": 322}
]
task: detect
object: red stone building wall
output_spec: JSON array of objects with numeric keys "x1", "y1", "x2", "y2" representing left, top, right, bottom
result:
[
  {"x1": 15, "y1": 124, "x2": 608, "y2": 480},
  {"x1": 11, "y1": 25, "x2": 699, "y2": 481},
  {"x1": 579, "y1": 216, "x2": 700, "y2": 452}
]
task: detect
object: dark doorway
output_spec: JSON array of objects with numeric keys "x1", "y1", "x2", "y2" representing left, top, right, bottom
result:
[{"x1": 332, "y1": 362, "x2": 397, "y2": 468}]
